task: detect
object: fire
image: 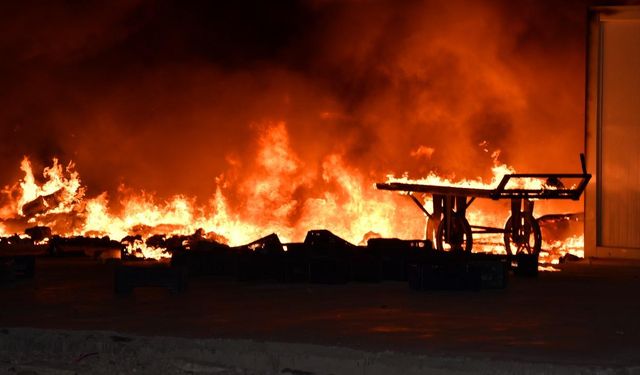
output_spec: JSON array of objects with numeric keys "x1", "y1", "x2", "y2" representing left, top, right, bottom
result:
[
  {"x1": 0, "y1": 123, "x2": 583, "y2": 264},
  {"x1": 387, "y1": 150, "x2": 546, "y2": 191},
  {"x1": 17, "y1": 157, "x2": 85, "y2": 216},
  {"x1": 541, "y1": 234, "x2": 584, "y2": 265},
  {"x1": 383, "y1": 151, "x2": 524, "y2": 252},
  {"x1": 124, "y1": 238, "x2": 172, "y2": 260},
  {"x1": 82, "y1": 192, "x2": 199, "y2": 242}
]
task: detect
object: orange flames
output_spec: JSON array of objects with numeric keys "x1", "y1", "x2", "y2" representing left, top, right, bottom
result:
[
  {"x1": 388, "y1": 150, "x2": 516, "y2": 189},
  {"x1": 0, "y1": 123, "x2": 583, "y2": 265},
  {"x1": 16, "y1": 157, "x2": 85, "y2": 217},
  {"x1": 124, "y1": 238, "x2": 172, "y2": 260},
  {"x1": 542, "y1": 235, "x2": 584, "y2": 264}
]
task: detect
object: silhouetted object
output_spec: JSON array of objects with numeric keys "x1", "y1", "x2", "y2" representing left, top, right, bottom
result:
[
  {"x1": 544, "y1": 176, "x2": 565, "y2": 189},
  {"x1": 559, "y1": 253, "x2": 582, "y2": 263},
  {"x1": 367, "y1": 238, "x2": 431, "y2": 281},
  {"x1": 51, "y1": 235, "x2": 122, "y2": 258},
  {"x1": 279, "y1": 242, "x2": 310, "y2": 283},
  {"x1": 114, "y1": 259, "x2": 187, "y2": 294},
  {"x1": 173, "y1": 239, "x2": 233, "y2": 277},
  {"x1": 227, "y1": 231, "x2": 431, "y2": 284},
  {"x1": 143, "y1": 229, "x2": 223, "y2": 256},
  {"x1": 512, "y1": 253, "x2": 539, "y2": 277},
  {"x1": 304, "y1": 230, "x2": 354, "y2": 284},
  {"x1": 235, "y1": 233, "x2": 285, "y2": 281},
  {"x1": 25, "y1": 226, "x2": 52, "y2": 242},
  {"x1": 408, "y1": 254, "x2": 479, "y2": 291},
  {"x1": 120, "y1": 235, "x2": 143, "y2": 247},
  {"x1": 408, "y1": 253, "x2": 508, "y2": 291},
  {"x1": 0, "y1": 235, "x2": 48, "y2": 256},
  {"x1": 349, "y1": 245, "x2": 382, "y2": 282},
  {"x1": 145, "y1": 234, "x2": 167, "y2": 248},
  {"x1": 377, "y1": 154, "x2": 591, "y2": 275}
]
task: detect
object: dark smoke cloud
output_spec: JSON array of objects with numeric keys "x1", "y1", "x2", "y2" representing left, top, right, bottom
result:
[{"x1": 0, "y1": 0, "x2": 629, "y2": 202}]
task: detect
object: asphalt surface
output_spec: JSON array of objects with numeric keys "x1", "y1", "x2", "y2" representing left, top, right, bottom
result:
[{"x1": 2, "y1": 257, "x2": 640, "y2": 369}]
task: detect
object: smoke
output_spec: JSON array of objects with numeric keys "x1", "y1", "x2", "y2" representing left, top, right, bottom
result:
[{"x1": 0, "y1": 0, "x2": 611, "y2": 205}]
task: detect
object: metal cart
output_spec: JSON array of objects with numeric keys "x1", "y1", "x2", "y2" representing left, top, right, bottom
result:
[{"x1": 376, "y1": 155, "x2": 591, "y2": 258}]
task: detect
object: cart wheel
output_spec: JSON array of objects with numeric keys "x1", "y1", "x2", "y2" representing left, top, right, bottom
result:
[
  {"x1": 435, "y1": 215, "x2": 473, "y2": 253},
  {"x1": 503, "y1": 215, "x2": 541, "y2": 256}
]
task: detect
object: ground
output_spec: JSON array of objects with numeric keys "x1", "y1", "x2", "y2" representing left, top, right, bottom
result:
[{"x1": 1, "y1": 257, "x2": 640, "y2": 374}]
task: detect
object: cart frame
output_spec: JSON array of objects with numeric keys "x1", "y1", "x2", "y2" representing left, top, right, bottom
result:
[{"x1": 376, "y1": 156, "x2": 591, "y2": 257}]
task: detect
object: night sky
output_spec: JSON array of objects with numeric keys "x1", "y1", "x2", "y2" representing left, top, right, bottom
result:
[{"x1": 0, "y1": 0, "x2": 630, "y2": 201}]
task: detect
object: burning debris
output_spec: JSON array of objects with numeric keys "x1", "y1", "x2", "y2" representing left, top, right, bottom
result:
[
  {"x1": 0, "y1": 124, "x2": 418, "y2": 247},
  {"x1": 122, "y1": 237, "x2": 171, "y2": 260},
  {"x1": 0, "y1": 234, "x2": 48, "y2": 256},
  {"x1": 21, "y1": 189, "x2": 66, "y2": 218},
  {"x1": 0, "y1": 0, "x2": 596, "y2": 285},
  {"x1": 5, "y1": 151, "x2": 587, "y2": 272},
  {"x1": 0, "y1": 122, "x2": 591, "y2": 292},
  {"x1": 24, "y1": 226, "x2": 52, "y2": 243},
  {"x1": 538, "y1": 213, "x2": 585, "y2": 264},
  {"x1": 0, "y1": 146, "x2": 588, "y2": 264},
  {"x1": 1, "y1": 223, "x2": 515, "y2": 292},
  {"x1": 30, "y1": 233, "x2": 122, "y2": 260},
  {"x1": 15, "y1": 157, "x2": 85, "y2": 218},
  {"x1": 377, "y1": 154, "x2": 590, "y2": 272},
  {"x1": 0, "y1": 188, "x2": 589, "y2": 293}
]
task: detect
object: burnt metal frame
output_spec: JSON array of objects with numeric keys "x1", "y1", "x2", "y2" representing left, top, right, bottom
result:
[
  {"x1": 376, "y1": 159, "x2": 591, "y2": 254},
  {"x1": 491, "y1": 173, "x2": 591, "y2": 200}
]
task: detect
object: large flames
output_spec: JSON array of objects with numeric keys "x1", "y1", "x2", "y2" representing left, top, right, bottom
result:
[
  {"x1": 388, "y1": 150, "x2": 516, "y2": 190},
  {"x1": 17, "y1": 157, "x2": 85, "y2": 217},
  {"x1": 1, "y1": 123, "x2": 412, "y2": 244},
  {"x1": 0, "y1": 122, "x2": 584, "y2": 264}
]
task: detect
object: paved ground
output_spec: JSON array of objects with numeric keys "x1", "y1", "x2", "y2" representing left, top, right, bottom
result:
[{"x1": 2, "y1": 257, "x2": 640, "y2": 373}]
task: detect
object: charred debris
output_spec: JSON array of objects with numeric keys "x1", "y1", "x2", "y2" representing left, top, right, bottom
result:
[{"x1": 1, "y1": 222, "x2": 569, "y2": 293}]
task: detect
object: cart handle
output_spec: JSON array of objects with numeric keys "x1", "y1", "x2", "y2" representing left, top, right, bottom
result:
[{"x1": 492, "y1": 172, "x2": 591, "y2": 200}]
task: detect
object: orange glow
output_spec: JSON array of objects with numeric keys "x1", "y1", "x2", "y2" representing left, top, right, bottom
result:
[
  {"x1": 17, "y1": 157, "x2": 85, "y2": 217},
  {"x1": 0, "y1": 123, "x2": 584, "y2": 262},
  {"x1": 386, "y1": 150, "x2": 546, "y2": 190},
  {"x1": 383, "y1": 149, "x2": 585, "y2": 265},
  {"x1": 124, "y1": 238, "x2": 171, "y2": 260},
  {"x1": 541, "y1": 234, "x2": 584, "y2": 265}
]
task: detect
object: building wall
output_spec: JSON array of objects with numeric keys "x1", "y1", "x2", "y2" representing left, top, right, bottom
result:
[{"x1": 586, "y1": 6, "x2": 640, "y2": 259}]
